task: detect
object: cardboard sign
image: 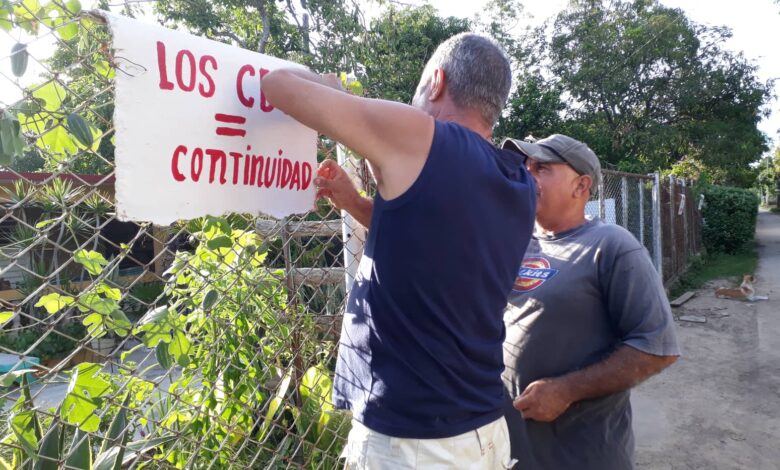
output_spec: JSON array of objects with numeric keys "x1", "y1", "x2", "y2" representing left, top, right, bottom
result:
[{"x1": 102, "y1": 12, "x2": 317, "y2": 223}]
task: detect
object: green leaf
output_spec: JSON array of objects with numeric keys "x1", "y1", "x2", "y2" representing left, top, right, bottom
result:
[
  {"x1": 0, "y1": 111, "x2": 25, "y2": 163},
  {"x1": 93, "y1": 446, "x2": 122, "y2": 470},
  {"x1": 61, "y1": 363, "x2": 111, "y2": 432},
  {"x1": 31, "y1": 82, "x2": 66, "y2": 112},
  {"x1": 32, "y1": 422, "x2": 61, "y2": 470},
  {"x1": 77, "y1": 293, "x2": 118, "y2": 316},
  {"x1": 34, "y1": 219, "x2": 56, "y2": 229},
  {"x1": 97, "y1": 284, "x2": 122, "y2": 301},
  {"x1": 99, "y1": 394, "x2": 130, "y2": 455},
  {"x1": 35, "y1": 293, "x2": 75, "y2": 314},
  {"x1": 0, "y1": 311, "x2": 14, "y2": 325},
  {"x1": 258, "y1": 372, "x2": 292, "y2": 441},
  {"x1": 155, "y1": 342, "x2": 172, "y2": 370},
  {"x1": 94, "y1": 399, "x2": 131, "y2": 470},
  {"x1": 37, "y1": 123, "x2": 77, "y2": 157},
  {"x1": 64, "y1": 429, "x2": 91, "y2": 470},
  {"x1": 106, "y1": 309, "x2": 131, "y2": 336},
  {"x1": 11, "y1": 410, "x2": 41, "y2": 459},
  {"x1": 206, "y1": 235, "x2": 232, "y2": 250},
  {"x1": 120, "y1": 343, "x2": 144, "y2": 363},
  {"x1": 120, "y1": 436, "x2": 178, "y2": 466},
  {"x1": 0, "y1": 6, "x2": 12, "y2": 32},
  {"x1": 66, "y1": 113, "x2": 93, "y2": 148},
  {"x1": 168, "y1": 330, "x2": 191, "y2": 367},
  {"x1": 82, "y1": 312, "x2": 104, "y2": 337},
  {"x1": 74, "y1": 249, "x2": 109, "y2": 276},
  {"x1": 201, "y1": 289, "x2": 218, "y2": 310}
]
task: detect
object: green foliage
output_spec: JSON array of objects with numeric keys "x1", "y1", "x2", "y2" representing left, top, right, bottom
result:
[
  {"x1": 669, "y1": 249, "x2": 759, "y2": 299},
  {"x1": 702, "y1": 185, "x2": 760, "y2": 253},
  {"x1": 0, "y1": 322, "x2": 86, "y2": 361},
  {"x1": 359, "y1": 5, "x2": 469, "y2": 103},
  {"x1": 505, "y1": 0, "x2": 772, "y2": 182}
]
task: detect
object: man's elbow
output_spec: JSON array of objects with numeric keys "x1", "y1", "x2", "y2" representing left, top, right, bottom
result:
[{"x1": 652, "y1": 354, "x2": 678, "y2": 373}]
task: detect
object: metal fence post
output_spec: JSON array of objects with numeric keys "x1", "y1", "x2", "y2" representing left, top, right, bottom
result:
[
  {"x1": 652, "y1": 172, "x2": 663, "y2": 277},
  {"x1": 621, "y1": 176, "x2": 628, "y2": 228},
  {"x1": 668, "y1": 175, "x2": 677, "y2": 277},
  {"x1": 682, "y1": 178, "x2": 689, "y2": 257},
  {"x1": 638, "y1": 179, "x2": 645, "y2": 248},
  {"x1": 337, "y1": 145, "x2": 367, "y2": 294},
  {"x1": 598, "y1": 178, "x2": 606, "y2": 221}
]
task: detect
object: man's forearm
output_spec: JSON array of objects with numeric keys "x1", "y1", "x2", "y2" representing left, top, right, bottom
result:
[
  {"x1": 559, "y1": 345, "x2": 677, "y2": 403},
  {"x1": 344, "y1": 196, "x2": 374, "y2": 228}
]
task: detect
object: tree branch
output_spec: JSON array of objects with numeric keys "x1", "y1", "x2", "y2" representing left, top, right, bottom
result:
[
  {"x1": 257, "y1": 0, "x2": 271, "y2": 54},
  {"x1": 211, "y1": 30, "x2": 248, "y2": 49}
]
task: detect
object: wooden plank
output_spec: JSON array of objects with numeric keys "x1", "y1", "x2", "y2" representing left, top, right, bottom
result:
[
  {"x1": 670, "y1": 291, "x2": 695, "y2": 307},
  {"x1": 256, "y1": 220, "x2": 341, "y2": 238},
  {"x1": 290, "y1": 267, "x2": 345, "y2": 286}
]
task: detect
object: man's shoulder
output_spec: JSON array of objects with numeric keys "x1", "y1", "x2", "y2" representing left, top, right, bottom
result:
[{"x1": 585, "y1": 220, "x2": 644, "y2": 253}]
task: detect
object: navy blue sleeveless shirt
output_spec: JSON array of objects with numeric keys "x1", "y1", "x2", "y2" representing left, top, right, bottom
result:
[{"x1": 332, "y1": 120, "x2": 536, "y2": 439}]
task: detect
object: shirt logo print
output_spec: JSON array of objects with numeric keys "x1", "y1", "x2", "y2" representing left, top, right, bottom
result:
[{"x1": 512, "y1": 257, "x2": 559, "y2": 292}]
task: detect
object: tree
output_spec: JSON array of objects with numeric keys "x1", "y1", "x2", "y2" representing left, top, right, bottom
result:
[
  {"x1": 154, "y1": 0, "x2": 365, "y2": 73},
  {"x1": 756, "y1": 148, "x2": 780, "y2": 207},
  {"x1": 359, "y1": 5, "x2": 469, "y2": 103},
  {"x1": 526, "y1": 0, "x2": 772, "y2": 184}
]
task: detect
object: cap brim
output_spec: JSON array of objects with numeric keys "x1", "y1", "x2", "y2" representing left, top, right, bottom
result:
[{"x1": 501, "y1": 138, "x2": 564, "y2": 164}]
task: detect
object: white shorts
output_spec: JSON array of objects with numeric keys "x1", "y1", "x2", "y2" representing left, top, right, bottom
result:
[{"x1": 341, "y1": 416, "x2": 516, "y2": 469}]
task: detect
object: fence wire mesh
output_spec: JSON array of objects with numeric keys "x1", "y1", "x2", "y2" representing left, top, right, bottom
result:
[
  {"x1": 585, "y1": 170, "x2": 659, "y2": 266},
  {"x1": 0, "y1": 2, "x2": 702, "y2": 469},
  {"x1": 0, "y1": 2, "x2": 371, "y2": 468}
]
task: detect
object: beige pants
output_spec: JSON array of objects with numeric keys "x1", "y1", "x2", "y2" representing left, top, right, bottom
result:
[{"x1": 341, "y1": 416, "x2": 516, "y2": 470}]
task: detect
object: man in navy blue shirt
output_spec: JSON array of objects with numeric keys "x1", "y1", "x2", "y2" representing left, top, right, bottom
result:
[
  {"x1": 264, "y1": 34, "x2": 535, "y2": 468},
  {"x1": 320, "y1": 134, "x2": 679, "y2": 469}
]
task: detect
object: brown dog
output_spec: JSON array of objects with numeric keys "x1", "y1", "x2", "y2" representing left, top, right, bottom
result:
[{"x1": 715, "y1": 275, "x2": 768, "y2": 301}]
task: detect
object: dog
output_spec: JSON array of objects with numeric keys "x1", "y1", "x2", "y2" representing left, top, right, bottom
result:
[{"x1": 715, "y1": 275, "x2": 768, "y2": 301}]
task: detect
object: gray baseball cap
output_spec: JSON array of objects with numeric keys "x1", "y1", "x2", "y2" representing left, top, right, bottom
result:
[{"x1": 502, "y1": 134, "x2": 602, "y2": 187}]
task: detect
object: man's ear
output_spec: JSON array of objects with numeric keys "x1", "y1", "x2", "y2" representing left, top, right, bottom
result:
[
  {"x1": 575, "y1": 175, "x2": 593, "y2": 198},
  {"x1": 429, "y1": 68, "x2": 445, "y2": 101}
]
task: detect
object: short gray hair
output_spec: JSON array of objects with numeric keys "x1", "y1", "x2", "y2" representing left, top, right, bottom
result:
[{"x1": 426, "y1": 33, "x2": 512, "y2": 126}]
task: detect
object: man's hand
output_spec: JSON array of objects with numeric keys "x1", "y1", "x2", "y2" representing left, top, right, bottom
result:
[
  {"x1": 513, "y1": 378, "x2": 573, "y2": 422},
  {"x1": 315, "y1": 160, "x2": 360, "y2": 210},
  {"x1": 315, "y1": 159, "x2": 374, "y2": 227}
]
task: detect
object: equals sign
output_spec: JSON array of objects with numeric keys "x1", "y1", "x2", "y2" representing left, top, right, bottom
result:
[{"x1": 214, "y1": 113, "x2": 247, "y2": 137}]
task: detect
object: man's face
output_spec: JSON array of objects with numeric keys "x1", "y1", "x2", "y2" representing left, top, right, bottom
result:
[{"x1": 525, "y1": 159, "x2": 585, "y2": 220}]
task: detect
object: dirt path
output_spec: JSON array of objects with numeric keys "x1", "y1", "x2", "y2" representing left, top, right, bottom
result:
[{"x1": 633, "y1": 209, "x2": 780, "y2": 469}]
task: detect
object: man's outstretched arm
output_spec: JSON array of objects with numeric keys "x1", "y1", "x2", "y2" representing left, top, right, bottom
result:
[
  {"x1": 513, "y1": 345, "x2": 677, "y2": 422},
  {"x1": 262, "y1": 69, "x2": 434, "y2": 200}
]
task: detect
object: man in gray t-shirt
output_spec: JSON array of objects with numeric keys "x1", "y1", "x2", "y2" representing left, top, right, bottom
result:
[{"x1": 501, "y1": 134, "x2": 680, "y2": 469}]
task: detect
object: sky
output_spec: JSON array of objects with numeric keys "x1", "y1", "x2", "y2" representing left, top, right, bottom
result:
[{"x1": 2, "y1": 0, "x2": 779, "y2": 148}]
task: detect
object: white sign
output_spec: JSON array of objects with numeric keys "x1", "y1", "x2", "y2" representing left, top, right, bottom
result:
[{"x1": 102, "y1": 12, "x2": 317, "y2": 223}]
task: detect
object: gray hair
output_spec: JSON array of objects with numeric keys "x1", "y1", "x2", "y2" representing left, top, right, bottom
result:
[{"x1": 426, "y1": 33, "x2": 512, "y2": 126}]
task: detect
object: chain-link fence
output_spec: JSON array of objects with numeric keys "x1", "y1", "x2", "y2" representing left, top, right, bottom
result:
[
  {"x1": 586, "y1": 170, "x2": 702, "y2": 285},
  {"x1": 0, "y1": 2, "x2": 703, "y2": 469},
  {"x1": 0, "y1": 3, "x2": 369, "y2": 468}
]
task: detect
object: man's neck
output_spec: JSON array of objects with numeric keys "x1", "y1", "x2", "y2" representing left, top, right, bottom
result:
[
  {"x1": 536, "y1": 214, "x2": 588, "y2": 237},
  {"x1": 432, "y1": 103, "x2": 492, "y2": 141}
]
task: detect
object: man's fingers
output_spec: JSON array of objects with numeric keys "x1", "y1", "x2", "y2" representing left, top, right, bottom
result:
[
  {"x1": 315, "y1": 177, "x2": 336, "y2": 190},
  {"x1": 513, "y1": 395, "x2": 531, "y2": 412},
  {"x1": 317, "y1": 159, "x2": 338, "y2": 178}
]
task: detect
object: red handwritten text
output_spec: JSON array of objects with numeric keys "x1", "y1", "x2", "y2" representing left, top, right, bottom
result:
[
  {"x1": 156, "y1": 41, "x2": 218, "y2": 98},
  {"x1": 171, "y1": 145, "x2": 311, "y2": 191}
]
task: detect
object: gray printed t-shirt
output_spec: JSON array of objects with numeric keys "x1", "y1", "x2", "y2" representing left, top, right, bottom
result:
[{"x1": 502, "y1": 218, "x2": 680, "y2": 470}]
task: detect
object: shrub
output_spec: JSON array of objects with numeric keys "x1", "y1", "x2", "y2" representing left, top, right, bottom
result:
[{"x1": 702, "y1": 186, "x2": 759, "y2": 253}]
